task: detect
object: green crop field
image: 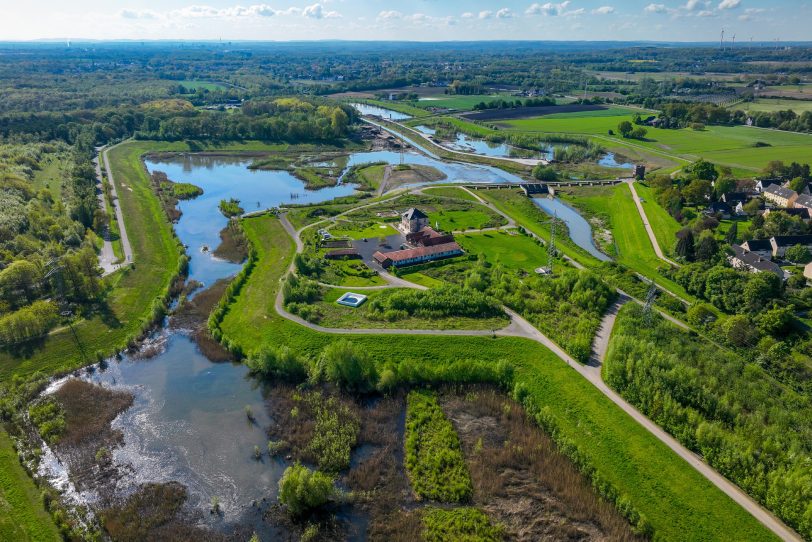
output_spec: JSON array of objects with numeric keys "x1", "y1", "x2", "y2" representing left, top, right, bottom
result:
[
  {"x1": 216, "y1": 214, "x2": 777, "y2": 542},
  {"x1": 500, "y1": 110, "x2": 812, "y2": 172},
  {"x1": 0, "y1": 431, "x2": 60, "y2": 542},
  {"x1": 732, "y1": 98, "x2": 812, "y2": 114},
  {"x1": 540, "y1": 106, "x2": 640, "y2": 119}
]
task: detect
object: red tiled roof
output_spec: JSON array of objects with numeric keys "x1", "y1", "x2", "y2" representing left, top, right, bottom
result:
[{"x1": 374, "y1": 242, "x2": 462, "y2": 263}]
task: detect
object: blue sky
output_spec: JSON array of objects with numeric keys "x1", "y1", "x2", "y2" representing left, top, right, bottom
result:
[{"x1": 2, "y1": 1, "x2": 809, "y2": 41}]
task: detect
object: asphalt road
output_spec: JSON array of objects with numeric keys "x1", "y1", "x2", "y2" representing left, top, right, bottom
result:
[{"x1": 101, "y1": 143, "x2": 134, "y2": 266}]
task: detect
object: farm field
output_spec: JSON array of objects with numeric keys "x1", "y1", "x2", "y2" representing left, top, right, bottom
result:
[
  {"x1": 216, "y1": 213, "x2": 778, "y2": 542},
  {"x1": 414, "y1": 94, "x2": 510, "y2": 110},
  {"x1": 500, "y1": 110, "x2": 812, "y2": 172},
  {"x1": 172, "y1": 80, "x2": 229, "y2": 91},
  {"x1": 732, "y1": 98, "x2": 812, "y2": 113}
]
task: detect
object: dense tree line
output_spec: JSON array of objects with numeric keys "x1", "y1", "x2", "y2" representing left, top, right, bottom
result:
[{"x1": 605, "y1": 305, "x2": 812, "y2": 539}]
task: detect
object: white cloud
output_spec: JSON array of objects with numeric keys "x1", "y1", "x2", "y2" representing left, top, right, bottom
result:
[
  {"x1": 525, "y1": 2, "x2": 571, "y2": 16},
  {"x1": 566, "y1": 8, "x2": 586, "y2": 16},
  {"x1": 592, "y1": 6, "x2": 615, "y2": 15},
  {"x1": 377, "y1": 10, "x2": 402, "y2": 19},
  {"x1": 718, "y1": 0, "x2": 741, "y2": 9},
  {"x1": 461, "y1": 12, "x2": 474, "y2": 19},
  {"x1": 478, "y1": 10, "x2": 493, "y2": 19},
  {"x1": 303, "y1": 3, "x2": 340, "y2": 19},
  {"x1": 697, "y1": 10, "x2": 715, "y2": 16},
  {"x1": 644, "y1": 3, "x2": 668, "y2": 13},
  {"x1": 118, "y1": 8, "x2": 159, "y2": 19},
  {"x1": 684, "y1": 0, "x2": 703, "y2": 10},
  {"x1": 496, "y1": 8, "x2": 513, "y2": 18}
]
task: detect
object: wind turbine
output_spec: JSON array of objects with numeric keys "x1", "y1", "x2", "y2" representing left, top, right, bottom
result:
[
  {"x1": 731, "y1": 34, "x2": 736, "y2": 48},
  {"x1": 720, "y1": 28, "x2": 725, "y2": 49}
]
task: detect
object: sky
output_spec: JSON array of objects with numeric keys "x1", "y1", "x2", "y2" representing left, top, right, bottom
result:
[{"x1": 0, "y1": 0, "x2": 809, "y2": 42}]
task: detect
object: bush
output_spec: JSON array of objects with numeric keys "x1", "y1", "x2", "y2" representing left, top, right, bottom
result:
[
  {"x1": 306, "y1": 394, "x2": 360, "y2": 472},
  {"x1": 245, "y1": 345, "x2": 308, "y2": 382},
  {"x1": 318, "y1": 339, "x2": 379, "y2": 393},
  {"x1": 404, "y1": 390, "x2": 472, "y2": 503},
  {"x1": 278, "y1": 463, "x2": 336, "y2": 517},
  {"x1": 28, "y1": 397, "x2": 66, "y2": 445}
]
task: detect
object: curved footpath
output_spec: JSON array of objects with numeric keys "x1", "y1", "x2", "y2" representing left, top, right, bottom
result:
[{"x1": 274, "y1": 211, "x2": 801, "y2": 542}]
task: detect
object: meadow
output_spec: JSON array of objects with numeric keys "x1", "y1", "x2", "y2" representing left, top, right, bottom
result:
[
  {"x1": 732, "y1": 98, "x2": 812, "y2": 114},
  {"x1": 499, "y1": 108, "x2": 812, "y2": 172},
  {"x1": 455, "y1": 231, "x2": 549, "y2": 271},
  {"x1": 632, "y1": 183, "x2": 682, "y2": 256},
  {"x1": 215, "y1": 213, "x2": 778, "y2": 541}
]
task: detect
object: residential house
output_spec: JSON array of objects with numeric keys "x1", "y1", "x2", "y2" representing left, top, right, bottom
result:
[
  {"x1": 720, "y1": 192, "x2": 750, "y2": 215},
  {"x1": 804, "y1": 262, "x2": 812, "y2": 281},
  {"x1": 373, "y1": 242, "x2": 463, "y2": 268},
  {"x1": 793, "y1": 194, "x2": 812, "y2": 215},
  {"x1": 705, "y1": 202, "x2": 733, "y2": 219},
  {"x1": 763, "y1": 184, "x2": 798, "y2": 207},
  {"x1": 770, "y1": 235, "x2": 812, "y2": 258},
  {"x1": 729, "y1": 245, "x2": 784, "y2": 278},
  {"x1": 755, "y1": 179, "x2": 780, "y2": 193},
  {"x1": 741, "y1": 239, "x2": 773, "y2": 260}
]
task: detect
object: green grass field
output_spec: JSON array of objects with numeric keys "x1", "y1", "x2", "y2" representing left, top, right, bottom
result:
[
  {"x1": 0, "y1": 430, "x2": 60, "y2": 542},
  {"x1": 456, "y1": 231, "x2": 548, "y2": 271},
  {"x1": 733, "y1": 98, "x2": 812, "y2": 113},
  {"x1": 500, "y1": 110, "x2": 812, "y2": 172},
  {"x1": 421, "y1": 186, "x2": 480, "y2": 202},
  {"x1": 329, "y1": 221, "x2": 397, "y2": 240},
  {"x1": 217, "y1": 214, "x2": 777, "y2": 542}
]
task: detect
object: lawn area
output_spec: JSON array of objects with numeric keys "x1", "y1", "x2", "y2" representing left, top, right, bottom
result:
[
  {"x1": 558, "y1": 184, "x2": 693, "y2": 300},
  {"x1": 634, "y1": 183, "x2": 682, "y2": 256},
  {"x1": 329, "y1": 220, "x2": 397, "y2": 240},
  {"x1": 428, "y1": 207, "x2": 506, "y2": 232},
  {"x1": 0, "y1": 430, "x2": 60, "y2": 542},
  {"x1": 217, "y1": 215, "x2": 778, "y2": 541},
  {"x1": 456, "y1": 231, "x2": 548, "y2": 271},
  {"x1": 421, "y1": 186, "x2": 480, "y2": 202}
]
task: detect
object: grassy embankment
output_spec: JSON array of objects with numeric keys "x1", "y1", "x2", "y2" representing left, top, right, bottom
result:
[
  {"x1": 631, "y1": 183, "x2": 682, "y2": 257},
  {"x1": 0, "y1": 431, "x2": 61, "y2": 542},
  {"x1": 216, "y1": 214, "x2": 777, "y2": 542},
  {"x1": 351, "y1": 98, "x2": 432, "y2": 118},
  {"x1": 374, "y1": 118, "x2": 531, "y2": 175},
  {"x1": 557, "y1": 184, "x2": 693, "y2": 300}
]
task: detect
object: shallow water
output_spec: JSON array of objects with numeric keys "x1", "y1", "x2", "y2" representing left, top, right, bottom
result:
[
  {"x1": 531, "y1": 197, "x2": 611, "y2": 261},
  {"x1": 413, "y1": 125, "x2": 552, "y2": 160},
  {"x1": 348, "y1": 102, "x2": 411, "y2": 120},
  {"x1": 598, "y1": 152, "x2": 634, "y2": 169}
]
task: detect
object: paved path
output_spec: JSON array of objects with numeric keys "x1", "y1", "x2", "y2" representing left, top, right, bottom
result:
[
  {"x1": 101, "y1": 143, "x2": 134, "y2": 266},
  {"x1": 275, "y1": 208, "x2": 801, "y2": 542},
  {"x1": 625, "y1": 179, "x2": 680, "y2": 267},
  {"x1": 93, "y1": 152, "x2": 119, "y2": 276}
]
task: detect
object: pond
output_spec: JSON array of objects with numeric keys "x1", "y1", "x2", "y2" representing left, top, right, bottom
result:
[
  {"x1": 414, "y1": 125, "x2": 552, "y2": 161},
  {"x1": 598, "y1": 152, "x2": 634, "y2": 169},
  {"x1": 531, "y1": 197, "x2": 611, "y2": 261},
  {"x1": 348, "y1": 102, "x2": 412, "y2": 120}
]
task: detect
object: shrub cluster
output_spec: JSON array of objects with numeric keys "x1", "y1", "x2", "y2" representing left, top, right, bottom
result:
[{"x1": 404, "y1": 390, "x2": 472, "y2": 503}]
